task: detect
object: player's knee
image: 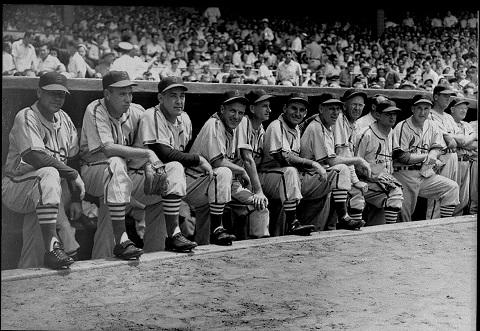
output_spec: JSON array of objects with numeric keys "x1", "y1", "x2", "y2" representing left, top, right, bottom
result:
[
  {"x1": 108, "y1": 156, "x2": 128, "y2": 170},
  {"x1": 385, "y1": 198, "x2": 403, "y2": 210},
  {"x1": 167, "y1": 161, "x2": 185, "y2": 177},
  {"x1": 214, "y1": 166, "x2": 233, "y2": 184},
  {"x1": 37, "y1": 166, "x2": 61, "y2": 184}
]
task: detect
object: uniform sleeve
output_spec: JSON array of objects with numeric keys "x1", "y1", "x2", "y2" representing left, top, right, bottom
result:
[
  {"x1": 62, "y1": 111, "x2": 80, "y2": 159},
  {"x1": 333, "y1": 113, "x2": 349, "y2": 148},
  {"x1": 300, "y1": 122, "x2": 335, "y2": 163},
  {"x1": 82, "y1": 102, "x2": 114, "y2": 154},
  {"x1": 264, "y1": 120, "x2": 289, "y2": 155},
  {"x1": 393, "y1": 121, "x2": 410, "y2": 152},
  {"x1": 139, "y1": 108, "x2": 170, "y2": 146},
  {"x1": 192, "y1": 118, "x2": 225, "y2": 164},
  {"x1": 236, "y1": 116, "x2": 253, "y2": 151},
  {"x1": 12, "y1": 108, "x2": 47, "y2": 156},
  {"x1": 429, "y1": 121, "x2": 445, "y2": 150}
]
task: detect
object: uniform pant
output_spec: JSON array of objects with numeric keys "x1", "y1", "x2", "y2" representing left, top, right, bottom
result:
[
  {"x1": 453, "y1": 160, "x2": 471, "y2": 216},
  {"x1": 2, "y1": 167, "x2": 79, "y2": 268},
  {"x1": 360, "y1": 180, "x2": 403, "y2": 225},
  {"x1": 426, "y1": 152, "x2": 458, "y2": 219},
  {"x1": 469, "y1": 160, "x2": 478, "y2": 214},
  {"x1": 393, "y1": 170, "x2": 459, "y2": 223},
  {"x1": 81, "y1": 157, "x2": 164, "y2": 259}
]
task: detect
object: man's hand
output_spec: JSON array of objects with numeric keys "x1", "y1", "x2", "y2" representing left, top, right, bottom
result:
[
  {"x1": 312, "y1": 161, "x2": 327, "y2": 182},
  {"x1": 446, "y1": 138, "x2": 458, "y2": 153},
  {"x1": 72, "y1": 175, "x2": 85, "y2": 200},
  {"x1": 353, "y1": 181, "x2": 368, "y2": 194},
  {"x1": 199, "y1": 156, "x2": 214, "y2": 179},
  {"x1": 358, "y1": 159, "x2": 372, "y2": 178},
  {"x1": 252, "y1": 191, "x2": 269, "y2": 211},
  {"x1": 147, "y1": 149, "x2": 161, "y2": 165},
  {"x1": 376, "y1": 172, "x2": 395, "y2": 182},
  {"x1": 69, "y1": 201, "x2": 83, "y2": 221}
]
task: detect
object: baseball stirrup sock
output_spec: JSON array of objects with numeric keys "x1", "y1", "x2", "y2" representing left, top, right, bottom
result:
[
  {"x1": 332, "y1": 189, "x2": 348, "y2": 219},
  {"x1": 440, "y1": 205, "x2": 455, "y2": 218},
  {"x1": 284, "y1": 200, "x2": 297, "y2": 223},
  {"x1": 36, "y1": 204, "x2": 59, "y2": 251},
  {"x1": 108, "y1": 203, "x2": 126, "y2": 243},
  {"x1": 348, "y1": 209, "x2": 363, "y2": 221},
  {"x1": 210, "y1": 203, "x2": 225, "y2": 231},
  {"x1": 384, "y1": 208, "x2": 399, "y2": 224},
  {"x1": 162, "y1": 197, "x2": 181, "y2": 216}
]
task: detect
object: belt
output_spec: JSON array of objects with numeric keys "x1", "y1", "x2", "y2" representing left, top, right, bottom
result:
[
  {"x1": 458, "y1": 155, "x2": 471, "y2": 162},
  {"x1": 394, "y1": 164, "x2": 422, "y2": 171}
]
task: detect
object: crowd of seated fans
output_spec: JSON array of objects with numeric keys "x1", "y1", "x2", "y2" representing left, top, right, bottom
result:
[{"x1": 2, "y1": 5, "x2": 478, "y2": 97}]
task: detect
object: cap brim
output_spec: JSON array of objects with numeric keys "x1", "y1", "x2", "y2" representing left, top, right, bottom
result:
[
  {"x1": 254, "y1": 94, "x2": 274, "y2": 103},
  {"x1": 380, "y1": 106, "x2": 401, "y2": 113},
  {"x1": 413, "y1": 99, "x2": 433, "y2": 106},
  {"x1": 344, "y1": 91, "x2": 367, "y2": 100},
  {"x1": 453, "y1": 100, "x2": 469, "y2": 107},
  {"x1": 439, "y1": 90, "x2": 456, "y2": 95},
  {"x1": 161, "y1": 84, "x2": 188, "y2": 93},
  {"x1": 223, "y1": 96, "x2": 249, "y2": 105},
  {"x1": 109, "y1": 80, "x2": 138, "y2": 88},
  {"x1": 41, "y1": 84, "x2": 70, "y2": 94},
  {"x1": 322, "y1": 99, "x2": 344, "y2": 105},
  {"x1": 289, "y1": 97, "x2": 309, "y2": 105}
]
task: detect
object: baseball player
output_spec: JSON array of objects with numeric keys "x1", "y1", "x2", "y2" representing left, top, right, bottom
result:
[
  {"x1": 468, "y1": 120, "x2": 478, "y2": 214},
  {"x1": 332, "y1": 89, "x2": 372, "y2": 224},
  {"x1": 188, "y1": 90, "x2": 270, "y2": 244},
  {"x1": 355, "y1": 102, "x2": 404, "y2": 225},
  {"x1": 80, "y1": 71, "x2": 163, "y2": 260},
  {"x1": 132, "y1": 76, "x2": 221, "y2": 251},
  {"x1": 392, "y1": 94, "x2": 459, "y2": 222},
  {"x1": 299, "y1": 92, "x2": 370, "y2": 230},
  {"x1": 355, "y1": 94, "x2": 389, "y2": 133},
  {"x1": 446, "y1": 99, "x2": 478, "y2": 215},
  {"x1": 2, "y1": 72, "x2": 85, "y2": 269},
  {"x1": 425, "y1": 85, "x2": 459, "y2": 219}
]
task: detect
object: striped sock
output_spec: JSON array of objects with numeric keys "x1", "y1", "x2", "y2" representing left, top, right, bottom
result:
[
  {"x1": 284, "y1": 200, "x2": 297, "y2": 223},
  {"x1": 36, "y1": 204, "x2": 59, "y2": 251},
  {"x1": 332, "y1": 189, "x2": 348, "y2": 219},
  {"x1": 384, "y1": 208, "x2": 399, "y2": 224},
  {"x1": 108, "y1": 203, "x2": 126, "y2": 244},
  {"x1": 348, "y1": 209, "x2": 363, "y2": 221},
  {"x1": 210, "y1": 203, "x2": 225, "y2": 231},
  {"x1": 440, "y1": 205, "x2": 456, "y2": 218},
  {"x1": 162, "y1": 197, "x2": 181, "y2": 216}
]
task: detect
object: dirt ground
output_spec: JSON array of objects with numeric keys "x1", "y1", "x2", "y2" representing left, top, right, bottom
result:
[{"x1": 1, "y1": 218, "x2": 477, "y2": 331}]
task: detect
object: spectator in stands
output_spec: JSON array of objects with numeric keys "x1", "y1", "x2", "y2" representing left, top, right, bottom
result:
[
  {"x1": 65, "y1": 39, "x2": 88, "y2": 78},
  {"x1": 260, "y1": 18, "x2": 274, "y2": 42},
  {"x1": 215, "y1": 61, "x2": 234, "y2": 82},
  {"x1": 339, "y1": 61, "x2": 355, "y2": 87},
  {"x1": 160, "y1": 57, "x2": 183, "y2": 80},
  {"x1": 204, "y1": 6, "x2": 221, "y2": 25},
  {"x1": 443, "y1": 11, "x2": 458, "y2": 29},
  {"x1": 421, "y1": 60, "x2": 440, "y2": 87},
  {"x1": 465, "y1": 65, "x2": 477, "y2": 86},
  {"x1": 146, "y1": 32, "x2": 165, "y2": 57},
  {"x1": 12, "y1": 30, "x2": 37, "y2": 75},
  {"x1": 181, "y1": 61, "x2": 199, "y2": 82},
  {"x1": 111, "y1": 42, "x2": 158, "y2": 81},
  {"x1": 36, "y1": 43, "x2": 66, "y2": 76},
  {"x1": 77, "y1": 44, "x2": 96, "y2": 78},
  {"x1": 384, "y1": 61, "x2": 401, "y2": 89},
  {"x1": 276, "y1": 48, "x2": 302, "y2": 86},
  {"x1": 94, "y1": 49, "x2": 116, "y2": 78},
  {"x1": 226, "y1": 73, "x2": 242, "y2": 84},
  {"x1": 39, "y1": 25, "x2": 56, "y2": 46},
  {"x1": 3, "y1": 40, "x2": 16, "y2": 76},
  {"x1": 241, "y1": 63, "x2": 258, "y2": 84}
]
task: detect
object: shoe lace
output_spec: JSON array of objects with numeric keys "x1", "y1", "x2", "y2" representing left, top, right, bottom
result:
[
  {"x1": 51, "y1": 242, "x2": 69, "y2": 260},
  {"x1": 173, "y1": 233, "x2": 190, "y2": 244}
]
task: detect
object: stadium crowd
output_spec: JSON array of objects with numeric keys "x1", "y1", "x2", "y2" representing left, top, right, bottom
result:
[
  {"x1": 2, "y1": 5, "x2": 478, "y2": 96},
  {"x1": 1, "y1": 5, "x2": 478, "y2": 270}
]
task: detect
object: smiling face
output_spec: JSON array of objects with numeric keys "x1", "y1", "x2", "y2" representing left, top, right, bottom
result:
[
  {"x1": 36, "y1": 88, "x2": 66, "y2": 119},
  {"x1": 158, "y1": 86, "x2": 186, "y2": 123},
  {"x1": 283, "y1": 101, "x2": 307, "y2": 127},
  {"x1": 450, "y1": 103, "x2": 468, "y2": 122},
  {"x1": 411, "y1": 102, "x2": 431, "y2": 126},
  {"x1": 220, "y1": 101, "x2": 246, "y2": 131}
]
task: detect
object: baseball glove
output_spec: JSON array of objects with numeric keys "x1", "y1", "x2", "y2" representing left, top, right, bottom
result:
[
  {"x1": 368, "y1": 175, "x2": 402, "y2": 192},
  {"x1": 143, "y1": 161, "x2": 168, "y2": 196}
]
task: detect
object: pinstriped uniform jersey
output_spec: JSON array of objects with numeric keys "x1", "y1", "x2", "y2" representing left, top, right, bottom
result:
[
  {"x1": 79, "y1": 98, "x2": 145, "y2": 164},
  {"x1": 392, "y1": 116, "x2": 444, "y2": 167},
  {"x1": 258, "y1": 113, "x2": 301, "y2": 171},
  {"x1": 355, "y1": 122, "x2": 397, "y2": 175},
  {"x1": 4, "y1": 102, "x2": 79, "y2": 177},
  {"x1": 454, "y1": 120, "x2": 476, "y2": 159},
  {"x1": 333, "y1": 111, "x2": 360, "y2": 182},
  {"x1": 299, "y1": 114, "x2": 336, "y2": 167},
  {"x1": 235, "y1": 115, "x2": 265, "y2": 167},
  {"x1": 428, "y1": 110, "x2": 457, "y2": 148},
  {"x1": 130, "y1": 106, "x2": 193, "y2": 169},
  {"x1": 189, "y1": 112, "x2": 237, "y2": 165}
]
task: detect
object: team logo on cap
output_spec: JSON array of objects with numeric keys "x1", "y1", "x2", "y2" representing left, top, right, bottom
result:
[
  {"x1": 121, "y1": 71, "x2": 129, "y2": 80},
  {"x1": 55, "y1": 75, "x2": 63, "y2": 83},
  {"x1": 233, "y1": 90, "x2": 240, "y2": 97}
]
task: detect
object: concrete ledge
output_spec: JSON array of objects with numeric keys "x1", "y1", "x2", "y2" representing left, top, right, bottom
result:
[{"x1": 1, "y1": 215, "x2": 476, "y2": 282}]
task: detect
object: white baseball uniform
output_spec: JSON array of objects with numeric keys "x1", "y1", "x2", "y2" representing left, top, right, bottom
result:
[
  {"x1": 2, "y1": 103, "x2": 80, "y2": 268},
  {"x1": 468, "y1": 120, "x2": 478, "y2": 214},
  {"x1": 426, "y1": 110, "x2": 459, "y2": 219},
  {"x1": 355, "y1": 122, "x2": 404, "y2": 220},
  {"x1": 452, "y1": 119, "x2": 475, "y2": 216},
  {"x1": 80, "y1": 98, "x2": 163, "y2": 258},
  {"x1": 392, "y1": 117, "x2": 459, "y2": 222}
]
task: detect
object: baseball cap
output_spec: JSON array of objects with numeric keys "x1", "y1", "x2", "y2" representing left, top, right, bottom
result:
[
  {"x1": 222, "y1": 90, "x2": 249, "y2": 105},
  {"x1": 39, "y1": 72, "x2": 70, "y2": 94},
  {"x1": 158, "y1": 76, "x2": 188, "y2": 93},
  {"x1": 448, "y1": 99, "x2": 469, "y2": 109},
  {"x1": 376, "y1": 101, "x2": 401, "y2": 114},
  {"x1": 101, "y1": 49, "x2": 115, "y2": 58},
  {"x1": 412, "y1": 94, "x2": 433, "y2": 106},
  {"x1": 102, "y1": 71, "x2": 138, "y2": 90},
  {"x1": 247, "y1": 89, "x2": 274, "y2": 104},
  {"x1": 433, "y1": 84, "x2": 455, "y2": 95},
  {"x1": 342, "y1": 88, "x2": 367, "y2": 102},
  {"x1": 318, "y1": 92, "x2": 343, "y2": 106},
  {"x1": 372, "y1": 94, "x2": 389, "y2": 104},
  {"x1": 398, "y1": 81, "x2": 416, "y2": 89},
  {"x1": 286, "y1": 92, "x2": 309, "y2": 106}
]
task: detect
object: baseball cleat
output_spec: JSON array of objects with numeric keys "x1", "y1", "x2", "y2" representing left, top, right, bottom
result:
[
  {"x1": 211, "y1": 227, "x2": 236, "y2": 246},
  {"x1": 337, "y1": 216, "x2": 365, "y2": 230},
  {"x1": 44, "y1": 241, "x2": 75, "y2": 270},
  {"x1": 165, "y1": 232, "x2": 198, "y2": 252},
  {"x1": 113, "y1": 240, "x2": 144, "y2": 260},
  {"x1": 288, "y1": 221, "x2": 316, "y2": 236}
]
